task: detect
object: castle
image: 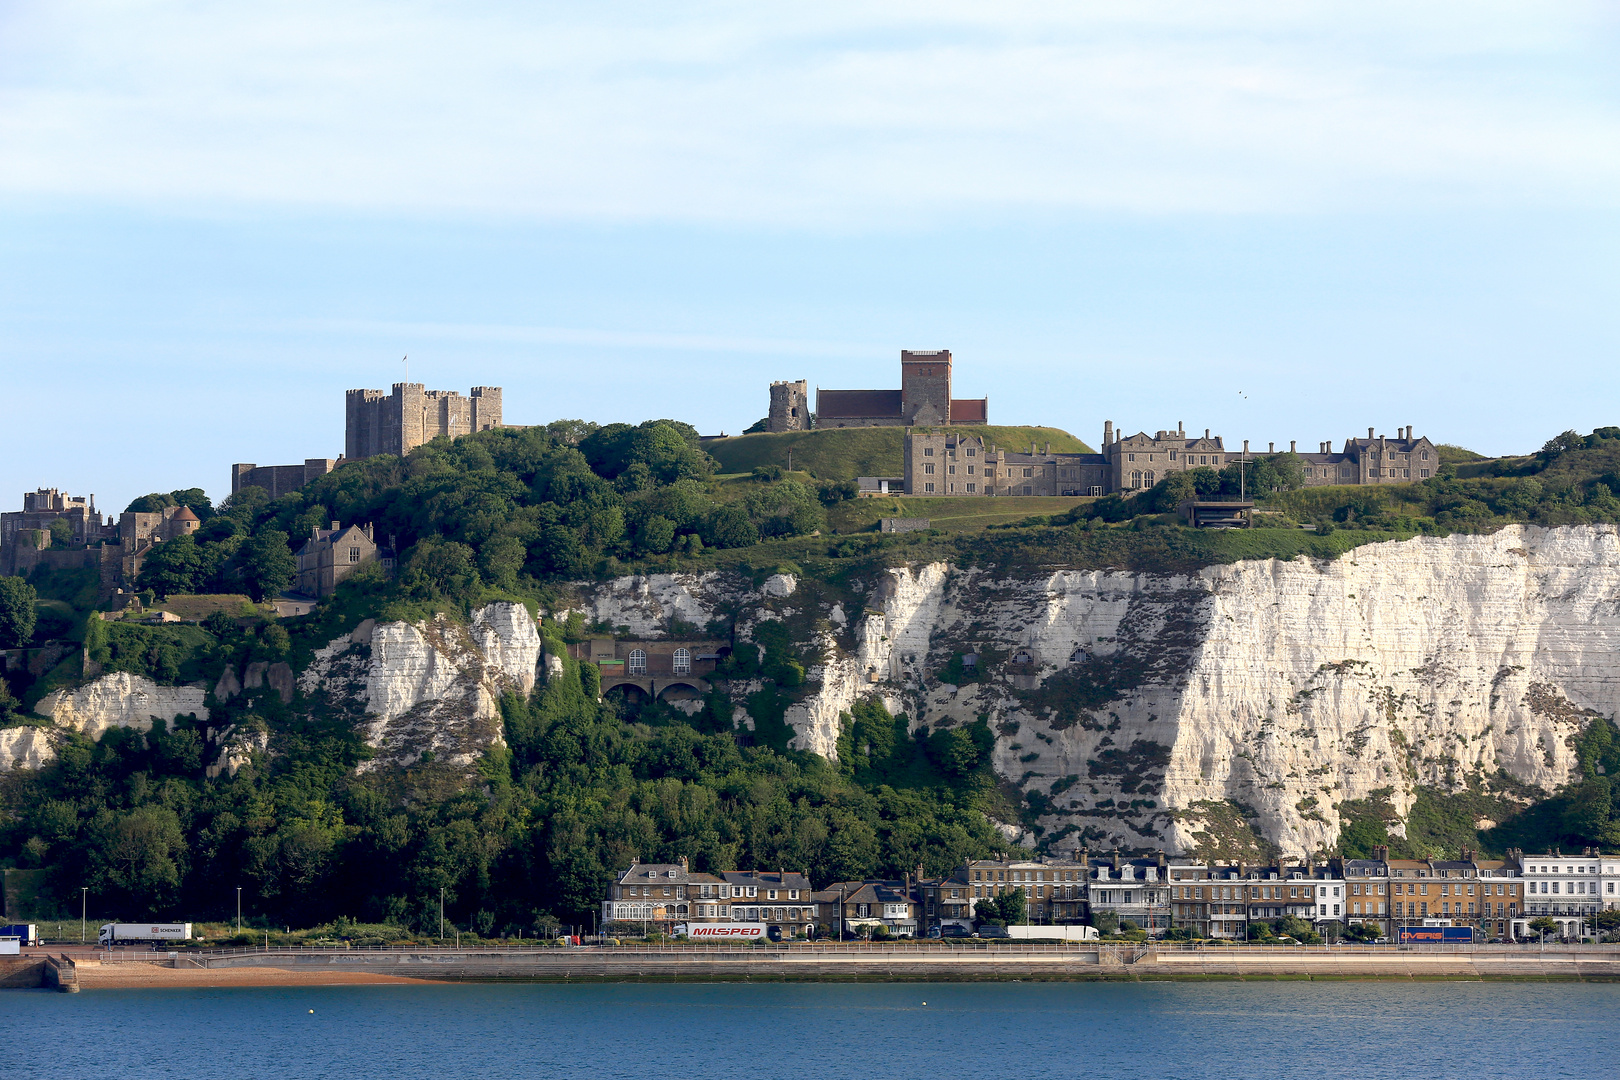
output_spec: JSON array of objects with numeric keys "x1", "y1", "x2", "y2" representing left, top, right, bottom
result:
[
  {"x1": 769, "y1": 351, "x2": 988, "y2": 431},
  {"x1": 345, "y1": 383, "x2": 504, "y2": 459}
]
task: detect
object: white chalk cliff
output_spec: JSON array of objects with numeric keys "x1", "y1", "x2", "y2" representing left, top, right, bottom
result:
[
  {"x1": 570, "y1": 526, "x2": 1620, "y2": 855},
  {"x1": 36, "y1": 672, "x2": 209, "y2": 739},
  {"x1": 299, "y1": 601, "x2": 541, "y2": 772}
]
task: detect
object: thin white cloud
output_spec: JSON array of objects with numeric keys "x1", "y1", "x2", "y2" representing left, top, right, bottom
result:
[
  {"x1": 0, "y1": 1, "x2": 1615, "y2": 222},
  {"x1": 295, "y1": 317, "x2": 888, "y2": 359}
]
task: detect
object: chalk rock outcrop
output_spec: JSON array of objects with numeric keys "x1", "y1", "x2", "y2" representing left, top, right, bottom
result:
[
  {"x1": 0, "y1": 726, "x2": 60, "y2": 772},
  {"x1": 299, "y1": 601, "x2": 540, "y2": 773},
  {"x1": 35, "y1": 672, "x2": 209, "y2": 739},
  {"x1": 565, "y1": 526, "x2": 1620, "y2": 855}
]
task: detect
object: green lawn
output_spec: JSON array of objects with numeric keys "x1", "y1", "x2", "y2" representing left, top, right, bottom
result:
[
  {"x1": 706, "y1": 425, "x2": 1093, "y2": 480},
  {"x1": 829, "y1": 495, "x2": 1094, "y2": 533}
]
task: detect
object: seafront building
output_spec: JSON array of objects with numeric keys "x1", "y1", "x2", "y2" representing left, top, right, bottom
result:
[{"x1": 602, "y1": 847, "x2": 1618, "y2": 942}]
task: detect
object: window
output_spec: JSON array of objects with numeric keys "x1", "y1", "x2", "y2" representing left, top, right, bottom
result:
[
  {"x1": 966, "y1": 483, "x2": 976, "y2": 492},
  {"x1": 1420, "y1": 469, "x2": 1430, "y2": 478},
  {"x1": 672, "y1": 648, "x2": 691, "y2": 675},
  {"x1": 948, "y1": 465, "x2": 956, "y2": 475},
  {"x1": 924, "y1": 447, "x2": 934, "y2": 456},
  {"x1": 1023, "y1": 486, "x2": 1033, "y2": 496},
  {"x1": 966, "y1": 465, "x2": 975, "y2": 474},
  {"x1": 348, "y1": 547, "x2": 361, "y2": 563},
  {"x1": 1023, "y1": 468, "x2": 1033, "y2": 477},
  {"x1": 965, "y1": 447, "x2": 975, "y2": 457},
  {"x1": 924, "y1": 463, "x2": 935, "y2": 474},
  {"x1": 628, "y1": 649, "x2": 647, "y2": 675},
  {"x1": 1128, "y1": 453, "x2": 1136, "y2": 462},
  {"x1": 924, "y1": 482, "x2": 934, "y2": 493}
]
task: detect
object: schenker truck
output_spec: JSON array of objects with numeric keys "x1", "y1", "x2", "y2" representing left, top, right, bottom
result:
[{"x1": 98, "y1": 923, "x2": 193, "y2": 946}]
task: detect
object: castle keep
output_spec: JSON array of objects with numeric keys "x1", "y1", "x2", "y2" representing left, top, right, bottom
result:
[
  {"x1": 345, "y1": 384, "x2": 503, "y2": 460},
  {"x1": 770, "y1": 351, "x2": 989, "y2": 431}
]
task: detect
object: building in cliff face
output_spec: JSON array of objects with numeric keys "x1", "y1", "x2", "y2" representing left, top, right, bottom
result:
[
  {"x1": 345, "y1": 384, "x2": 503, "y2": 460},
  {"x1": 231, "y1": 459, "x2": 340, "y2": 500},
  {"x1": 781, "y1": 350, "x2": 989, "y2": 430}
]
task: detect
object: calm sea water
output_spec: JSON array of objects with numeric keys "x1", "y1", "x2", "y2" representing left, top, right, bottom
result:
[{"x1": 3, "y1": 981, "x2": 1614, "y2": 1078}]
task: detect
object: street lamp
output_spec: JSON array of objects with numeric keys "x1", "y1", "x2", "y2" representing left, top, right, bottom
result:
[
  {"x1": 440, "y1": 887, "x2": 445, "y2": 941},
  {"x1": 81, "y1": 888, "x2": 87, "y2": 945},
  {"x1": 236, "y1": 887, "x2": 242, "y2": 935}
]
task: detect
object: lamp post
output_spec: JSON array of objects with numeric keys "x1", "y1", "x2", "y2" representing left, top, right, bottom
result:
[
  {"x1": 81, "y1": 888, "x2": 87, "y2": 945},
  {"x1": 236, "y1": 887, "x2": 242, "y2": 935},
  {"x1": 440, "y1": 887, "x2": 445, "y2": 942}
]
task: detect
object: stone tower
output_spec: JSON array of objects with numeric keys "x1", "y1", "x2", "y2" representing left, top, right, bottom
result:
[
  {"x1": 768, "y1": 379, "x2": 810, "y2": 433},
  {"x1": 900, "y1": 350, "x2": 951, "y2": 425},
  {"x1": 346, "y1": 383, "x2": 504, "y2": 459}
]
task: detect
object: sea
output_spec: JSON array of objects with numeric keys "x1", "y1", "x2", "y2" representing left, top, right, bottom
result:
[{"x1": 3, "y1": 981, "x2": 1614, "y2": 1078}]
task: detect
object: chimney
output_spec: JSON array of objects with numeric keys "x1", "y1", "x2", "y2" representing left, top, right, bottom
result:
[
  {"x1": 1368, "y1": 427, "x2": 1375, "y2": 440},
  {"x1": 680, "y1": 855, "x2": 689, "y2": 871},
  {"x1": 1178, "y1": 422, "x2": 1184, "y2": 435},
  {"x1": 1045, "y1": 442, "x2": 1051, "y2": 456},
  {"x1": 1406, "y1": 425, "x2": 1413, "y2": 440},
  {"x1": 1290, "y1": 441, "x2": 1296, "y2": 453},
  {"x1": 1204, "y1": 428, "x2": 1210, "y2": 439},
  {"x1": 1104, "y1": 420, "x2": 1113, "y2": 446},
  {"x1": 331, "y1": 520, "x2": 340, "y2": 532},
  {"x1": 1111, "y1": 848, "x2": 1121, "y2": 871},
  {"x1": 1243, "y1": 440, "x2": 1250, "y2": 454},
  {"x1": 1268, "y1": 442, "x2": 1274, "y2": 453}
]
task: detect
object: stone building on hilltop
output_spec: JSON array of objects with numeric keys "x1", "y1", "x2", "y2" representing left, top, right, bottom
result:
[
  {"x1": 901, "y1": 421, "x2": 1435, "y2": 498},
  {"x1": 769, "y1": 350, "x2": 989, "y2": 431},
  {"x1": 294, "y1": 521, "x2": 396, "y2": 599},
  {"x1": 231, "y1": 458, "x2": 339, "y2": 500},
  {"x1": 345, "y1": 383, "x2": 504, "y2": 460},
  {"x1": 0, "y1": 488, "x2": 116, "y2": 576}
]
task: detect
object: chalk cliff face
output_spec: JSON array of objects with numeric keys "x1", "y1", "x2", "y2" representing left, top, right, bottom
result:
[
  {"x1": 0, "y1": 727, "x2": 61, "y2": 772},
  {"x1": 36, "y1": 672, "x2": 210, "y2": 739},
  {"x1": 299, "y1": 601, "x2": 541, "y2": 773},
  {"x1": 570, "y1": 526, "x2": 1620, "y2": 855}
]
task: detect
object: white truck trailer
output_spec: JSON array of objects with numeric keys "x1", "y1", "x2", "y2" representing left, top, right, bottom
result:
[
  {"x1": 1006, "y1": 925, "x2": 1099, "y2": 941},
  {"x1": 98, "y1": 923, "x2": 193, "y2": 946}
]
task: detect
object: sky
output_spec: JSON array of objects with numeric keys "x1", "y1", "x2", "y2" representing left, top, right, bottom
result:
[{"x1": 2, "y1": 1, "x2": 1617, "y2": 512}]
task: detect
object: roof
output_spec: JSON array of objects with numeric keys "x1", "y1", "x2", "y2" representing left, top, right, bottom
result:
[
  {"x1": 817, "y1": 389, "x2": 902, "y2": 419},
  {"x1": 719, "y1": 870, "x2": 814, "y2": 889},
  {"x1": 171, "y1": 506, "x2": 199, "y2": 522},
  {"x1": 948, "y1": 398, "x2": 988, "y2": 424},
  {"x1": 615, "y1": 862, "x2": 699, "y2": 884}
]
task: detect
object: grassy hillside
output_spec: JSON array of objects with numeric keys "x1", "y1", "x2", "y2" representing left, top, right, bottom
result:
[{"x1": 707, "y1": 425, "x2": 1093, "y2": 480}]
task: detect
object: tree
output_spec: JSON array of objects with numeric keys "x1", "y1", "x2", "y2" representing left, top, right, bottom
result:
[
  {"x1": 0, "y1": 576, "x2": 38, "y2": 648},
  {"x1": 240, "y1": 530, "x2": 296, "y2": 602},
  {"x1": 1528, "y1": 916, "x2": 1560, "y2": 938},
  {"x1": 48, "y1": 519, "x2": 75, "y2": 547},
  {"x1": 977, "y1": 887, "x2": 1028, "y2": 926},
  {"x1": 137, "y1": 535, "x2": 204, "y2": 598}
]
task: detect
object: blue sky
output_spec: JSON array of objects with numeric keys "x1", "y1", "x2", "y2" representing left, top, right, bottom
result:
[{"x1": 2, "y1": 2, "x2": 1617, "y2": 511}]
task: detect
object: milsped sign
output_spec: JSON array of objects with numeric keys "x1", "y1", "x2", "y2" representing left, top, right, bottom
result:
[{"x1": 685, "y1": 923, "x2": 766, "y2": 940}]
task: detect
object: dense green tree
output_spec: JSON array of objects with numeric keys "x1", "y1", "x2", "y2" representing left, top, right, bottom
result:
[
  {"x1": 0, "y1": 576, "x2": 38, "y2": 648},
  {"x1": 137, "y1": 534, "x2": 205, "y2": 598},
  {"x1": 240, "y1": 530, "x2": 296, "y2": 601}
]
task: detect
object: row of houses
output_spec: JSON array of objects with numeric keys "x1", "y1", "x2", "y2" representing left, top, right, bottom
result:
[{"x1": 603, "y1": 847, "x2": 1620, "y2": 942}]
